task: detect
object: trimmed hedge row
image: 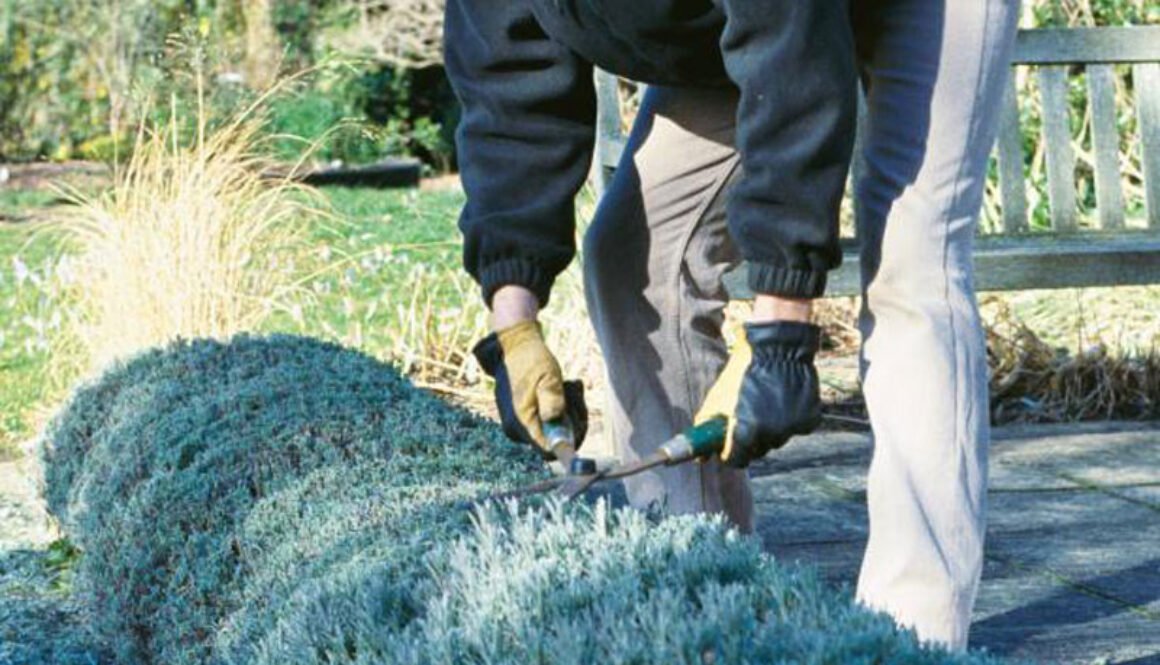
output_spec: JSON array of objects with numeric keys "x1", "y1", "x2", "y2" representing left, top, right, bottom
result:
[
  {"x1": 42, "y1": 334, "x2": 536, "y2": 664},
  {"x1": 42, "y1": 335, "x2": 1000, "y2": 664}
]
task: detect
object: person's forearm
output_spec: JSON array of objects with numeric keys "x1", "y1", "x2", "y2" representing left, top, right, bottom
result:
[
  {"x1": 750, "y1": 294, "x2": 812, "y2": 323},
  {"x1": 493, "y1": 287, "x2": 812, "y2": 328},
  {"x1": 491, "y1": 285, "x2": 540, "y2": 330}
]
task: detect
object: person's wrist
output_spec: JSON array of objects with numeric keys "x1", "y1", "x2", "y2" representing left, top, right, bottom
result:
[
  {"x1": 749, "y1": 294, "x2": 813, "y2": 324},
  {"x1": 491, "y1": 285, "x2": 540, "y2": 331},
  {"x1": 744, "y1": 318, "x2": 821, "y2": 363}
]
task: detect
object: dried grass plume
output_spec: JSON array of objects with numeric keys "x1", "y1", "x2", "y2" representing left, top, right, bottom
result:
[{"x1": 53, "y1": 112, "x2": 317, "y2": 372}]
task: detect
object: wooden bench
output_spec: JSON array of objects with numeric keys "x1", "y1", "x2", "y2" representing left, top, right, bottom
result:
[{"x1": 593, "y1": 26, "x2": 1160, "y2": 297}]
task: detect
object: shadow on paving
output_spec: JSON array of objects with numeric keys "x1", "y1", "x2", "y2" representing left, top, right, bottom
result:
[
  {"x1": 741, "y1": 422, "x2": 1160, "y2": 665},
  {"x1": 972, "y1": 559, "x2": 1160, "y2": 658}
]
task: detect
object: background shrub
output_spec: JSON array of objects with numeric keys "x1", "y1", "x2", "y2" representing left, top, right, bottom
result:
[
  {"x1": 267, "y1": 62, "x2": 457, "y2": 169},
  {"x1": 0, "y1": 0, "x2": 457, "y2": 168},
  {"x1": 43, "y1": 334, "x2": 1000, "y2": 664},
  {"x1": 3, "y1": 1, "x2": 1153, "y2": 173}
]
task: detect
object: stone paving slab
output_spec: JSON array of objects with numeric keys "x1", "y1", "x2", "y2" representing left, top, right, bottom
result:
[
  {"x1": 1117, "y1": 486, "x2": 1160, "y2": 511},
  {"x1": 748, "y1": 422, "x2": 1160, "y2": 665},
  {"x1": 973, "y1": 614, "x2": 1160, "y2": 665},
  {"x1": 984, "y1": 492, "x2": 1160, "y2": 572}
]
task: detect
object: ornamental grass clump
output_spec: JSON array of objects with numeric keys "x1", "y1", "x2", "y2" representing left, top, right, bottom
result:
[
  {"x1": 43, "y1": 334, "x2": 1001, "y2": 665},
  {"x1": 52, "y1": 108, "x2": 317, "y2": 374}
]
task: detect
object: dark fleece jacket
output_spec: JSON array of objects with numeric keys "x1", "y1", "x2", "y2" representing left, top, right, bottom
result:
[{"x1": 445, "y1": 0, "x2": 857, "y2": 306}]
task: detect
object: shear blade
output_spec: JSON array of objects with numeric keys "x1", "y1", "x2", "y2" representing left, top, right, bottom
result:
[{"x1": 555, "y1": 471, "x2": 605, "y2": 502}]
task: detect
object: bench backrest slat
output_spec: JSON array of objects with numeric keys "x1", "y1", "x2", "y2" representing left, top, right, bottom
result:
[
  {"x1": 1013, "y1": 27, "x2": 1160, "y2": 65},
  {"x1": 1038, "y1": 65, "x2": 1078, "y2": 231},
  {"x1": 1087, "y1": 64, "x2": 1126, "y2": 229},
  {"x1": 996, "y1": 74, "x2": 1029, "y2": 233},
  {"x1": 1135, "y1": 62, "x2": 1160, "y2": 228},
  {"x1": 593, "y1": 69, "x2": 624, "y2": 198}
]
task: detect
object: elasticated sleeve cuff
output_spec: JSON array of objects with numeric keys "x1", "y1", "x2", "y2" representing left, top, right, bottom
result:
[
  {"x1": 747, "y1": 262, "x2": 828, "y2": 299},
  {"x1": 480, "y1": 258, "x2": 555, "y2": 308}
]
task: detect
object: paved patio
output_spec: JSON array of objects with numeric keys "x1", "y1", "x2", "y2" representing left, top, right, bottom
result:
[{"x1": 747, "y1": 422, "x2": 1160, "y2": 664}]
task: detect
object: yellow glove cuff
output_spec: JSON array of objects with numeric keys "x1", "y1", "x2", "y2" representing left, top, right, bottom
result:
[
  {"x1": 694, "y1": 329, "x2": 752, "y2": 463},
  {"x1": 496, "y1": 320, "x2": 566, "y2": 450}
]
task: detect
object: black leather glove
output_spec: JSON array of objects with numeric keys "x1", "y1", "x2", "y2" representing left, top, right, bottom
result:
[
  {"x1": 700, "y1": 320, "x2": 822, "y2": 468},
  {"x1": 473, "y1": 324, "x2": 588, "y2": 458},
  {"x1": 730, "y1": 320, "x2": 822, "y2": 467}
]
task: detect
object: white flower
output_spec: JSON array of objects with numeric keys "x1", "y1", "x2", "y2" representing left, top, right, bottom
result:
[{"x1": 12, "y1": 256, "x2": 29, "y2": 286}]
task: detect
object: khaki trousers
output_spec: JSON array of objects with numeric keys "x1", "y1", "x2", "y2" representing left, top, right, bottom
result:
[{"x1": 582, "y1": 0, "x2": 1019, "y2": 649}]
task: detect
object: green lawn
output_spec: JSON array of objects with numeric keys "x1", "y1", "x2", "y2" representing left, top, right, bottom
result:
[
  {"x1": 0, "y1": 206, "x2": 65, "y2": 460},
  {"x1": 267, "y1": 186, "x2": 488, "y2": 385},
  {"x1": 0, "y1": 189, "x2": 61, "y2": 219},
  {"x1": 271, "y1": 186, "x2": 470, "y2": 338},
  {"x1": 993, "y1": 285, "x2": 1160, "y2": 355}
]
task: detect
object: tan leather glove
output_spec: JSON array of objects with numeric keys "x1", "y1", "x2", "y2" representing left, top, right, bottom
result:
[{"x1": 474, "y1": 320, "x2": 567, "y2": 452}]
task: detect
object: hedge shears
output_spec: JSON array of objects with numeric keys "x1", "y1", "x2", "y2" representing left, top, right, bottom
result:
[{"x1": 470, "y1": 416, "x2": 728, "y2": 507}]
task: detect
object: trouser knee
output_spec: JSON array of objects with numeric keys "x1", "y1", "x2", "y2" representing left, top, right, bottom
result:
[{"x1": 582, "y1": 202, "x2": 644, "y2": 307}]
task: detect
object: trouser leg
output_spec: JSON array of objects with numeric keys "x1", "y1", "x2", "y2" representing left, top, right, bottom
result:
[
  {"x1": 583, "y1": 85, "x2": 754, "y2": 531},
  {"x1": 851, "y1": 0, "x2": 1019, "y2": 649}
]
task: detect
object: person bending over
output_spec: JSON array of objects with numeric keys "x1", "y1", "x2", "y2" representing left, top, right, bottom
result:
[{"x1": 445, "y1": 0, "x2": 1018, "y2": 650}]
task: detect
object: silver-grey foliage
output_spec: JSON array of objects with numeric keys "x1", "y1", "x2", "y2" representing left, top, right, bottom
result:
[
  {"x1": 41, "y1": 334, "x2": 1001, "y2": 665},
  {"x1": 42, "y1": 334, "x2": 535, "y2": 664}
]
